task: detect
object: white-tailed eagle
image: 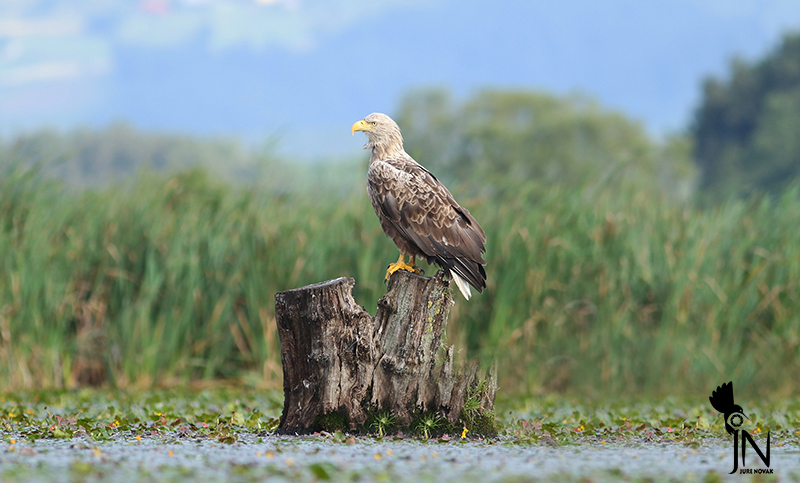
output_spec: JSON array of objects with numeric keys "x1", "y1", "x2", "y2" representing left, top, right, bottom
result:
[{"x1": 352, "y1": 113, "x2": 487, "y2": 300}]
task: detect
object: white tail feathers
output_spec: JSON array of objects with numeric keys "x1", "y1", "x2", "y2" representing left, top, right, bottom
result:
[{"x1": 451, "y1": 272, "x2": 472, "y2": 300}]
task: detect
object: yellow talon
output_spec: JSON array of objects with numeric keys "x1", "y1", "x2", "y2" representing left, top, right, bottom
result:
[{"x1": 385, "y1": 254, "x2": 422, "y2": 281}]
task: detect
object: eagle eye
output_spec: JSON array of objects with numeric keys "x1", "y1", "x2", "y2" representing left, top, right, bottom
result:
[{"x1": 372, "y1": 122, "x2": 377, "y2": 126}]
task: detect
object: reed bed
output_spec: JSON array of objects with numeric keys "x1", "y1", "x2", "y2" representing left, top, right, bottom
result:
[{"x1": 1, "y1": 163, "x2": 797, "y2": 397}]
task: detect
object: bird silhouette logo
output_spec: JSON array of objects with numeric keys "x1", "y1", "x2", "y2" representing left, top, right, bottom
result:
[{"x1": 709, "y1": 381, "x2": 747, "y2": 434}]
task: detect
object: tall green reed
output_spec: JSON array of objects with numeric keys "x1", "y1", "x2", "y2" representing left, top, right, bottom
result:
[{"x1": 0, "y1": 163, "x2": 797, "y2": 397}]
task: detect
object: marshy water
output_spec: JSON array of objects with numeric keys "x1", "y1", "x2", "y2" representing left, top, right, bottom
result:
[{"x1": 2, "y1": 433, "x2": 798, "y2": 482}]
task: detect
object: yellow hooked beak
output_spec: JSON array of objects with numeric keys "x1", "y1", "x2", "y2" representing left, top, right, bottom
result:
[{"x1": 351, "y1": 119, "x2": 372, "y2": 135}]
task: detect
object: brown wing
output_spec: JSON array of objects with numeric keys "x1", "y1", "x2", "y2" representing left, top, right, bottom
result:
[{"x1": 368, "y1": 157, "x2": 487, "y2": 292}]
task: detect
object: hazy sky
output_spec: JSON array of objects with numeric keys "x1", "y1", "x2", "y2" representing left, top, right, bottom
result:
[{"x1": 3, "y1": 0, "x2": 800, "y2": 159}]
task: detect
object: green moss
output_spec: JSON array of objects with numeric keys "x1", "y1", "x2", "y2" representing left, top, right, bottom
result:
[
  {"x1": 313, "y1": 412, "x2": 348, "y2": 433},
  {"x1": 463, "y1": 410, "x2": 498, "y2": 437},
  {"x1": 459, "y1": 377, "x2": 500, "y2": 437}
]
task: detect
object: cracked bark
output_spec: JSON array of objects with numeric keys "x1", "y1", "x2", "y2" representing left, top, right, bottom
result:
[{"x1": 275, "y1": 270, "x2": 496, "y2": 433}]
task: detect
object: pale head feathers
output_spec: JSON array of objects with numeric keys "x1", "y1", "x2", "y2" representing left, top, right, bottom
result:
[{"x1": 359, "y1": 113, "x2": 405, "y2": 160}]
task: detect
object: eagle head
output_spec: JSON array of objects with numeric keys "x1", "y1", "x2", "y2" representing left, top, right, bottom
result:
[{"x1": 352, "y1": 113, "x2": 404, "y2": 155}]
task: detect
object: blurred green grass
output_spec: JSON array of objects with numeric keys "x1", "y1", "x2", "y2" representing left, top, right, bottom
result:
[{"x1": 0, "y1": 161, "x2": 798, "y2": 398}]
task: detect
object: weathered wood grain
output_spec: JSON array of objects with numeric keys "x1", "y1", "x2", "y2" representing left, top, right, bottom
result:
[{"x1": 275, "y1": 270, "x2": 496, "y2": 434}]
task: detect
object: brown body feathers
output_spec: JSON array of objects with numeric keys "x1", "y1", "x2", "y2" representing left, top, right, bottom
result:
[{"x1": 353, "y1": 112, "x2": 487, "y2": 299}]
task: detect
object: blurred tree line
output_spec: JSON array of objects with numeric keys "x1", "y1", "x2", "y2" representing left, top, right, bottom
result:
[
  {"x1": 0, "y1": 122, "x2": 362, "y2": 196},
  {"x1": 4, "y1": 30, "x2": 800, "y2": 203},
  {"x1": 1, "y1": 123, "x2": 259, "y2": 186},
  {"x1": 0, "y1": 96, "x2": 697, "y2": 202},
  {"x1": 692, "y1": 32, "x2": 800, "y2": 200},
  {"x1": 395, "y1": 89, "x2": 695, "y2": 201}
]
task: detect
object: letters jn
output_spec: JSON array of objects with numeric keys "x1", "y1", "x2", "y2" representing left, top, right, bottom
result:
[{"x1": 709, "y1": 381, "x2": 770, "y2": 474}]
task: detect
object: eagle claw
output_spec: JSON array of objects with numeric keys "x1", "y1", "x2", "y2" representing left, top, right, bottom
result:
[{"x1": 384, "y1": 259, "x2": 422, "y2": 283}]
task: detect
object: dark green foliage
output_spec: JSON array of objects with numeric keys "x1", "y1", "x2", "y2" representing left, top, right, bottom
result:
[
  {"x1": 692, "y1": 32, "x2": 800, "y2": 199},
  {"x1": 313, "y1": 413, "x2": 348, "y2": 433}
]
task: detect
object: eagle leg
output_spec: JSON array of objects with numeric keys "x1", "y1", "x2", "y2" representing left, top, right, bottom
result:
[
  {"x1": 409, "y1": 256, "x2": 424, "y2": 275},
  {"x1": 385, "y1": 252, "x2": 422, "y2": 282}
]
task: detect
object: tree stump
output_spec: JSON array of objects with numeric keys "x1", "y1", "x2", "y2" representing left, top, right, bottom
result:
[{"x1": 275, "y1": 270, "x2": 497, "y2": 435}]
